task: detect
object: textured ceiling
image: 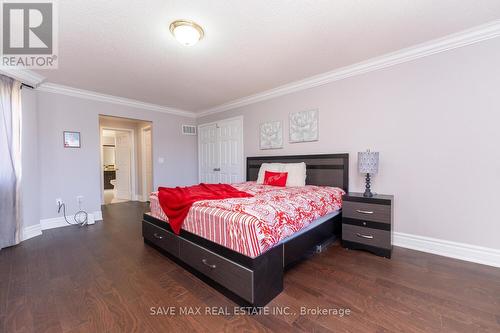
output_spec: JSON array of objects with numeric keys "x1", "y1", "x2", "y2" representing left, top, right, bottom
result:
[{"x1": 34, "y1": 0, "x2": 500, "y2": 112}]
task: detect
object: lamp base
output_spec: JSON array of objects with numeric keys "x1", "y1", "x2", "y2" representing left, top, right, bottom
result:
[{"x1": 363, "y1": 173, "x2": 373, "y2": 197}]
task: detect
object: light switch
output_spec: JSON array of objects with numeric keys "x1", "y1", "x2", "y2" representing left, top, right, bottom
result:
[{"x1": 158, "y1": 157, "x2": 165, "y2": 164}]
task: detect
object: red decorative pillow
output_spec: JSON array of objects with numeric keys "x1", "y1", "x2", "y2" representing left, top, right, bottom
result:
[{"x1": 264, "y1": 171, "x2": 288, "y2": 187}]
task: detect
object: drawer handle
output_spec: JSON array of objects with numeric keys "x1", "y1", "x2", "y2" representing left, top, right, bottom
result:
[
  {"x1": 356, "y1": 233, "x2": 374, "y2": 239},
  {"x1": 356, "y1": 209, "x2": 374, "y2": 214},
  {"x1": 202, "y1": 259, "x2": 216, "y2": 269},
  {"x1": 153, "y1": 232, "x2": 164, "y2": 240}
]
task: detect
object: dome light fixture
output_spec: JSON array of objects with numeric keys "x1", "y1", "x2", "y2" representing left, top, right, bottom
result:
[{"x1": 169, "y1": 20, "x2": 204, "y2": 46}]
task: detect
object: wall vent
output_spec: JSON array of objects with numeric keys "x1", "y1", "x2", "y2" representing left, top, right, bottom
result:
[{"x1": 182, "y1": 125, "x2": 197, "y2": 135}]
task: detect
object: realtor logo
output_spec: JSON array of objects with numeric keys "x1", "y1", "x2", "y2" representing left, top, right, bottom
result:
[{"x1": 1, "y1": 0, "x2": 58, "y2": 68}]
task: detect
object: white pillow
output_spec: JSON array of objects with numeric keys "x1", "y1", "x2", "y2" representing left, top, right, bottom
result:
[
  {"x1": 283, "y1": 162, "x2": 307, "y2": 187},
  {"x1": 257, "y1": 163, "x2": 285, "y2": 184},
  {"x1": 257, "y1": 162, "x2": 306, "y2": 187}
]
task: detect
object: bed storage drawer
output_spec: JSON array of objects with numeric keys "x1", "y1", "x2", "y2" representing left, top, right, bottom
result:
[
  {"x1": 142, "y1": 221, "x2": 179, "y2": 256},
  {"x1": 342, "y1": 224, "x2": 391, "y2": 249},
  {"x1": 342, "y1": 201, "x2": 391, "y2": 223},
  {"x1": 179, "y1": 238, "x2": 254, "y2": 303}
]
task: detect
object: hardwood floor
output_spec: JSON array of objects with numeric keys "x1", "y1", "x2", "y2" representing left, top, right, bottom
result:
[{"x1": 1, "y1": 201, "x2": 499, "y2": 332}]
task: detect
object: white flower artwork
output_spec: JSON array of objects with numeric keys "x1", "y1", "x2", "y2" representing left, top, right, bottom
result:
[
  {"x1": 289, "y1": 109, "x2": 319, "y2": 143},
  {"x1": 260, "y1": 121, "x2": 283, "y2": 150}
]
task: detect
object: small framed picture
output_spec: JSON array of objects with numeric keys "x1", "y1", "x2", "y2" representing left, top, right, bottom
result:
[{"x1": 63, "y1": 131, "x2": 81, "y2": 148}]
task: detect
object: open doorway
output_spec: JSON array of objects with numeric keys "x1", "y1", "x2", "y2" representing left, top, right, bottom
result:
[{"x1": 99, "y1": 115, "x2": 153, "y2": 205}]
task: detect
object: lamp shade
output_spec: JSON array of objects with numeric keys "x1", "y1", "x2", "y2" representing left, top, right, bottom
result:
[{"x1": 358, "y1": 151, "x2": 379, "y2": 174}]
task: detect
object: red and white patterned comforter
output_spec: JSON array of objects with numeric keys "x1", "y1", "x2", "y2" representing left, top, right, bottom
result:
[{"x1": 148, "y1": 182, "x2": 344, "y2": 258}]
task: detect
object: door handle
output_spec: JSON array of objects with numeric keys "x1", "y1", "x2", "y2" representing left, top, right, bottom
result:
[
  {"x1": 356, "y1": 209, "x2": 373, "y2": 214},
  {"x1": 356, "y1": 233, "x2": 374, "y2": 239},
  {"x1": 202, "y1": 259, "x2": 216, "y2": 269},
  {"x1": 213, "y1": 168, "x2": 221, "y2": 171},
  {"x1": 153, "y1": 233, "x2": 164, "y2": 240}
]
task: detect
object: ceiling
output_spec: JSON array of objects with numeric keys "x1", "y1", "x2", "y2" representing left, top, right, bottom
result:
[{"x1": 34, "y1": 0, "x2": 500, "y2": 112}]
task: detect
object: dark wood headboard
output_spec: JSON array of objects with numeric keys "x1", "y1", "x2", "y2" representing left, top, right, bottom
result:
[{"x1": 246, "y1": 154, "x2": 349, "y2": 192}]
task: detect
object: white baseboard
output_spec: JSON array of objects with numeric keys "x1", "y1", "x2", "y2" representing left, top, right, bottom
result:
[
  {"x1": 133, "y1": 194, "x2": 147, "y2": 202},
  {"x1": 22, "y1": 210, "x2": 103, "y2": 241},
  {"x1": 22, "y1": 224, "x2": 43, "y2": 241},
  {"x1": 40, "y1": 216, "x2": 73, "y2": 230},
  {"x1": 22, "y1": 213, "x2": 500, "y2": 268},
  {"x1": 394, "y1": 232, "x2": 500, "y2": 268},
  {"x1": 93, "y1": 210, "x2": 103, "y2": 221}
]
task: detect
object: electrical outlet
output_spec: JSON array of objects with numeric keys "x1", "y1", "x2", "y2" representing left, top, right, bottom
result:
[{"x1": 56, "y1": 198, "x2": 63, "y2": 206}]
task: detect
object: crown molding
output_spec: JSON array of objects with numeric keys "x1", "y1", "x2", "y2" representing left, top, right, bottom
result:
[
  {"x1": 4, "y1": 20, "x2": 499, "y2": 118},
  {"x1": 197, "y1": 20, "x2": 500, "y2": 117},
  {"x1": 0, "y1": 69, "x2": 195, "y2": 118},
  {"x1": 0, "y1": 67, "x2": 46, "y2": 87},
  {"x1": 37, "y1": 83, "x2": 197, "y2": 118}
]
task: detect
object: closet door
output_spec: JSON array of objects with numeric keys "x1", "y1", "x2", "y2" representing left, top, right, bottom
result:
[
  {"x1": 218, "y1": 118, "x2": 244, "y2": 184},
  {"x1": 198, "y1": 123, "x2": 220, "y2": 183},
  {"x1": 198, "y1": 117, "x2": 244, "y2": 184}
]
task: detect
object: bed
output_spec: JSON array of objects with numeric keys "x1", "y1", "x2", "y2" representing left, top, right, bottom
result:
[{"x1": 142, "y1": 153, "x2": 349, "y2": 306}]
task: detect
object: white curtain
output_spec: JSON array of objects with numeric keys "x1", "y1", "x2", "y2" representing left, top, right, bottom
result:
[{"x1": 0, "y1": 75, "x2": 22, "y2": 250}]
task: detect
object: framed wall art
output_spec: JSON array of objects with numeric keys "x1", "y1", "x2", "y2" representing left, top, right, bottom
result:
[
  {"x1": 289, "y1": 109, "x2": 318, "y2": 143},
  {"x1": 260, "y1": 121, "x2": 283, "y2": 150}
]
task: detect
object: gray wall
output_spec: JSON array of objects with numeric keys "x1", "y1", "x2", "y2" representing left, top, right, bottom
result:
[
  {"x1": 37, "y1": 92, "x2": 197, "y2": 219},
  {"x1": 198, "y1": 38, "x2": 500, "y2": 250},
  {"x1": 21, "y1": 88, "x2": 40, "y2": 227}
]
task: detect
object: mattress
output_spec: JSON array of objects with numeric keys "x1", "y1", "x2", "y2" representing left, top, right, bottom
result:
[{"x1": 148, "y1": 182, "x2": 344, "y2": 258}]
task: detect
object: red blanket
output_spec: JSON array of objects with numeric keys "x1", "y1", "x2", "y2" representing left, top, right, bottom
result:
[{"x1": 157, "y1": 183, "x2": 253, "y2": 234}]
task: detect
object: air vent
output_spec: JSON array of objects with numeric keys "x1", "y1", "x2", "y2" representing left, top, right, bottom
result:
[{"x1": 182, "y1": 125, "x2": 197, "y2": 135}]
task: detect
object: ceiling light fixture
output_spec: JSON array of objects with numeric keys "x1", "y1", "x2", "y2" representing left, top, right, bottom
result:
[{"x1": 169, "y1": 20, "x2": 204, "y2": 46}]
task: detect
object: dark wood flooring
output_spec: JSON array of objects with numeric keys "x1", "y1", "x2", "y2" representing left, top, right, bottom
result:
[{"x1": 1, "y1": 201, "x2": 499, "y2": 332}]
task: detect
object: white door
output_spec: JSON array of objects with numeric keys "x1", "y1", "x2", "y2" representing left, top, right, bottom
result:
[
  {"x1": 114, "y1": 131, "x2": 132, "y2": 200},
  {"x1": 218, "y1": 118, "x2": 244, "y2": 184},
  {"x1": 198, "y1": 117, "x2": 243, "y2": 184},
  {"x1": 198, "y1": 123, "x2": 220, "y2": 183},
  {"x1": 143, "y1": 128, "x2": 153, "y2": 196}
]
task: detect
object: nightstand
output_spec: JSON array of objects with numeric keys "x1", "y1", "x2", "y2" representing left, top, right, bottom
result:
[{"x1": 341, "y1": 192, "x2": 394, "y2": 258}]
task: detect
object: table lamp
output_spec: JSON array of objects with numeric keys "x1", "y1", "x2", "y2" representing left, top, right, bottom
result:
[{"x1": 358, "y1": 150, "x2": 379, "y2": 197}]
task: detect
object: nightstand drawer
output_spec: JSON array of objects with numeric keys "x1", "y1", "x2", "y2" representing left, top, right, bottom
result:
[
  {"x1": 343, "y1": 201, "x2": 391, "y2": 224},
  {"x1": 342, "y1": 217, "x2": 390, "y2": 231},
  {"x1": 342, "y1": 224, "x2": 391, "y2": 249}
]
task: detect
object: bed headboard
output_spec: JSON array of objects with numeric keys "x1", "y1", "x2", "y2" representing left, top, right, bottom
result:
[{"x1": 246, "y1": 153, "x2": 349, "y2": 192}]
